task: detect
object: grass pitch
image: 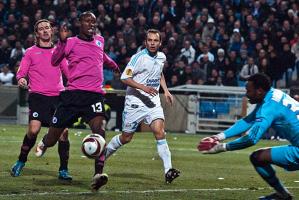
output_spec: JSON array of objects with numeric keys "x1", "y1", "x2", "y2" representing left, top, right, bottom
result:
[{"x1": 0, "y1": 124, "x2": 299, "y2": 200}]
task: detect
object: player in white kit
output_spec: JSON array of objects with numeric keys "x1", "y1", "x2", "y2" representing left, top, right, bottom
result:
[{"x1": 105, "y1": 29, "x2": 180, "y2": 184}]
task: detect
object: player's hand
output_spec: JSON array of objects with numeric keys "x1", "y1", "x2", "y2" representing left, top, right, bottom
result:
[
  {"x1": 197, "y1": 137, "x2": 219, "y2": 151},
  {"x1": 18, "y1": 78, "x2": 28, "y2": 89},
  {"x1": 164, "y1": 91, "x2": 174, "y2": 106},
  {"x1": 200, "y1": 135, "x2": 220, "y2": 143},
  {"x1": 142, "y1": 86, "x2": 158, "y2": 96},
  {"x1": 201, "y1": 143, "x2": 227, "y2": 154},
  {"x1": 59, "y1": 23, "x2": 70, "y2": 42}
]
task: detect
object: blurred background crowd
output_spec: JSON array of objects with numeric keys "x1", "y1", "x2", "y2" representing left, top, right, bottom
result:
[{"x1": 0, "y1": 0, "x2": 299, "y2": 89}]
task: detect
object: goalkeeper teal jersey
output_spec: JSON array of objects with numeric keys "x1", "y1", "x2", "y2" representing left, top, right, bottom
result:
[{"x1": 224, "y1": 88, "x2": 299, "y2": 150}]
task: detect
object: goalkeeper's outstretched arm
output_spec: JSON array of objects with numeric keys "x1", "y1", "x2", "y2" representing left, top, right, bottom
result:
[
  {"x1": 225, "y1": 117, "x2": 270, "y2": 151},
  {"x1": 217, "y1": 106, "x2": 258, "y2": 140}
]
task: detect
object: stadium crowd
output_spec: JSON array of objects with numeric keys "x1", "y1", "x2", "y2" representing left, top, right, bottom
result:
[{"x1": 0, "y1": 0, "x2": 299, "y2": 88}]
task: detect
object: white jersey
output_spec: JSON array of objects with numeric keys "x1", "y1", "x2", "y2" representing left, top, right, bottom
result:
[{"x1": 121, "y1": 48, "x2": 166, "y2": 107}]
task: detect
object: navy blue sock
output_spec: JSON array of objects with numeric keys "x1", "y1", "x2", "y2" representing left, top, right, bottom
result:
[
  {"x1": 255, "y1": 165, "x2": 289, "y2": 195},
  {"x1": 18, "y1": 134, "x2": 37, "y2": 163},
  {"x1": 58, "y1": 140, "x2": 70, "y2": 171},
  {"x1": 94, "y1": 131, "x2": 105, "y2": 175}
]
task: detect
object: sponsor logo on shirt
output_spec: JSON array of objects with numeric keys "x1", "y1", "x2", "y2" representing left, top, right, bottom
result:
[
  {"x1": 146, "y1": 78, "x2": 160, "y2": 87},
  {"x1": 255, "y1": 118, "x2": 262, "y2": 122},
  {"x1": 35, "y1": 52, "x2": 42, "y2": 55},
  {"x1": 96, "y1": 40, "x2": 102, "y2": 47}
]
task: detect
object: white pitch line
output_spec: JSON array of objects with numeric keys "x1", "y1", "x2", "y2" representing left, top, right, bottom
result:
[{"x1": 1, "y1": 187, "x2": 299, "y2": 197}]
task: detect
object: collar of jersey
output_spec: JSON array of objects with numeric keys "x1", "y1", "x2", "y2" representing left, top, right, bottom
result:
[
  {"x1": 144, "y1": 48, "x2": 158, "y2": 59},
  {"x1": 36, "y1": 44, "x2": 53, "y2": 49},
  {"x1": 264, "y1": 87, "x2": 274, "y2": 102},
  {"x1": 77, "y1": 35, "x2": 94, "y2": 42}
]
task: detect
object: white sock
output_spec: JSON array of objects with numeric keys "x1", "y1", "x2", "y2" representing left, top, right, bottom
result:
[
  {"x1": 156, "y1": 139, "x2": 172, "y2": 174},
  {"x1": 105, "y1": 134, "x2": 122, "y2": 159}
]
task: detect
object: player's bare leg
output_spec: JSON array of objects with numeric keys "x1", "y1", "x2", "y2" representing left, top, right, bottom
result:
[
  {"x1": 150, "y1": 119, "x2": 180, "y2": 184},
  {"x1": 89, "y1": 116, "x2": 109, "y2": 191},
  {"x1": 11, "y1": 120, "x2": 41, "y2": 176},
  {"x1": 35, "y1": 127, "x2": 65, "y2": 157},
  {"x1": 250, "y1": 148, "x2": 293, "y2": 200},
  {"x1": 105, "y1": 132, "x2": 133, "y2": 159}
]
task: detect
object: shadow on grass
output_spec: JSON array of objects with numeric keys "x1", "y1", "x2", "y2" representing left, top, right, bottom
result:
[
  {"x1": 32, "y1": 178, "x2": 86, "y2": 188},
  {"x1": 5, "y1": 168, "x2": 90, "y2": 191},
  {"x1": 6, "y1": 168, "x2": 57, "y2": 177},
  {"x1": 6, "y1": 168, "x2": 58, "y2": 178},
  {"x1": 111, "y1": 172, "x2": 158, "y2": 181}
]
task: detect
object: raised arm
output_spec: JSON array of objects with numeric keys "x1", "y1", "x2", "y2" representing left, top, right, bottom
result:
[
  {"x1": 52, "y1": 40, "x2": 67, "y2": 66},
  {"x1": 52, "y1": 24, "x2": 69, "y2": 66},
  {"x1": 59, "y1": 58, "x2": 69, "y2": 79}
]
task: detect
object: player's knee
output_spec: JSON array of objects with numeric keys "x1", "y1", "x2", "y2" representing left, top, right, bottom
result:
[
  {"x1": 44, "y1": 137, "x2": 57, "y2": 147},
  {"x1": 28, "y1": 127, "x2": 40, "y2": 136},
  {"x1": 120, "y1": 133, "x2": 133, "y2": 144},
  {"x1": 89, "y1": 117, "x2": 106, "y2": 131},
  {"x1": 250, "y1": 150, "x2": 266, "y2": 166},
  {"x1": 154, "y1": 130, "x2": 165, "y2": 140},
  {"x1": 59, "y1": 128, "x2": 69, "y2": 141}
]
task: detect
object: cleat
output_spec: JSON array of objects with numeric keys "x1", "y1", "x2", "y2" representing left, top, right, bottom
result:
[
  {"x1": 58, "y1": 170, "x2": 73, "y2": 181},
  {"x1": 91, "y1": 173, "x2": 108, "y2": 192},
  {"x1": 10, "y1": 161, "x2": 25, "y2": 177},
  {"x1": 259, "y1": 192, "x2": 293, "y2": 200},
  {"x1": 35, "y1": 140, "x2": 47, "y2": 157},
  {"x1": 165, "y1": 168, "x2": 181, "y2": 184}
]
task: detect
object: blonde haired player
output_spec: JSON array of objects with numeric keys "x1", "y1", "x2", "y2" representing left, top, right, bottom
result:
[{"x1": 105, "y1": 29, "x2": 180, "y2": 183}]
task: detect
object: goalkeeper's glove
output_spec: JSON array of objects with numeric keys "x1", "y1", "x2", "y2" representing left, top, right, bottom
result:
[
  {"x1": 200, "y1": 132, "x2": 226, "y2": 143},
  {"x1": 201, "y1": 143, "x2": 227, "y2": 154}
]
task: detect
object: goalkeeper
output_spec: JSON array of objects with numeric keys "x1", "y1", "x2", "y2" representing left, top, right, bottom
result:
[{"x1": 198, "y1": 73, "x2": 298, "y2": 200}]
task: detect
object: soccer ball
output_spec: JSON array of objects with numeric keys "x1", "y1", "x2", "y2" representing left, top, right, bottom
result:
[{"x1": 81, "y1": 134, "x2": 106, "y2": 159}]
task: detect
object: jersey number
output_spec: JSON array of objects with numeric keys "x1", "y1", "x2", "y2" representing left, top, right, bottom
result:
[
  {"x1": 282, "y1": 97, "x2": 299, "y2": 119},
  {"x1": 91, "y1": 102, "x2": 103, "y2": 113}
]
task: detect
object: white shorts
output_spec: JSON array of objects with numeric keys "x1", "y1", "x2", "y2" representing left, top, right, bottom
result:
[{"x1": 122, "y1": 103, "x2": 164, "y2": 133}]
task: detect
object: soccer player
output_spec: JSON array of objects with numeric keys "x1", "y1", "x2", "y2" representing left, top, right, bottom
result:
[
  {"x1": 35, "y1": 11, "x2": 119, "y2": 191},
  {"x1": 105, "y1": 29, "x2": 180, "y2": 184},
  {"x1": 11, "y1": 19, "x2": 72, "y2": 180},
  {"x1": 198, "y1": 73, "x2": 298, "y2": 200}
]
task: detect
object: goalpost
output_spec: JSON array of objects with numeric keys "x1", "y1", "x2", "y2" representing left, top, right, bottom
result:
[{"x1": 169, "y1": 85, "x2": 247, "y2": 134}]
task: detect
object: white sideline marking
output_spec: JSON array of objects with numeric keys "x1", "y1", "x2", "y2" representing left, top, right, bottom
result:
[{"x1": 1, "y1": 187, "x2": 299, "y2": 197}]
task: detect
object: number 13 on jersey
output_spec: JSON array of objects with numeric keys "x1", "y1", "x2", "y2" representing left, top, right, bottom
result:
[{"x1": 91, "y1": 102, "x2": 103, "y2": 113}]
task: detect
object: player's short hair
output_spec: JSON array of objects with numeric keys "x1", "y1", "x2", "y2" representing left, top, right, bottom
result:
[
  {"x1": 34, "y1": 19, "x2": 51, "y2": 32},
  {"x1": 248, "y1": 73, "x2": 271, "y2": 92},
  {"x1": 145, "y1": 29, "x2": 161, "y2": 42},
  {"x1": 79, "y1": 11, "x2": 95, "y2": 21}
]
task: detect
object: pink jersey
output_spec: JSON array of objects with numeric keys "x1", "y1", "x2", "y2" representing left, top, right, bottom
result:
[
  {"x1": 17, "y1": 45, "x2": 68, "y2": 96},
  {"x1": 52, "y1": 34, "x2": 118, "y2": 94}
]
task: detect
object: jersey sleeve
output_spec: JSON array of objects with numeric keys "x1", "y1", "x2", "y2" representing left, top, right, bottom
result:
[
  {"x1": 226, "y1": 102, "x2": 277, "y2": 151},
  {"x1": 59, "y1": 58, "x2": 69, "y2": 79},
  {"x1": 52, "y1": 39, "x2": 72, "y2": 66},
  {"x1": 103, "y1": 53, "x2": 118, "y2": 70},
  {"x1": 223, "y1": 106, "x2": 257, "y2": 138},
  {"x1": 17, "y1": 49, "x2": 31, "y2": 80},
  {"x1": 121, "y1": 53, "x2": 142, "y2": 80}
]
